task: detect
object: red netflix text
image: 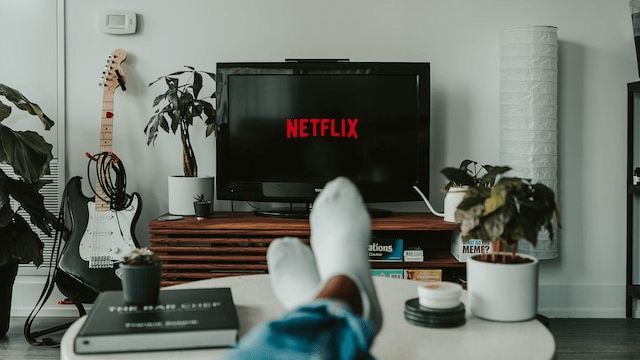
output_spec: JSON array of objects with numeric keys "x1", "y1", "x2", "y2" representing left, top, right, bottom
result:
[{"x1": 286, "y1": 118, "x2": 359, "y2": 139}]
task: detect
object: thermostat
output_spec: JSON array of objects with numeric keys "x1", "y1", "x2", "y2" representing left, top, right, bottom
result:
[{"x1": 100, "y1": 10, "x2": 137, "y2": 35}]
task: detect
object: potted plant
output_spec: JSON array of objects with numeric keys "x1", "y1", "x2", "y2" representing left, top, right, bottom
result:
[
  {"x1": 120, "y1": 248, "x2": 162, "y2": 305},
  {"x1": 0, "y1": 84, "x2": 60, "y2": 336},
  {"x1": 440, "y1": 160, "x2": 510, "y2": 222},
  {"x1": 145, "y1": 66, "x2": 217, "y2": 216},
  {"x1": 454, "y1": 172, "x2": 560, "y2": 322},
  {"x1": 193, "y1": 192, "x2": 212, "y2": 220}
]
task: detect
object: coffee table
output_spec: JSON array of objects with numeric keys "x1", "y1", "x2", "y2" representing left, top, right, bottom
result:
[{"x1": 60, "y1": 275, "x2": 555, "y2": 359}]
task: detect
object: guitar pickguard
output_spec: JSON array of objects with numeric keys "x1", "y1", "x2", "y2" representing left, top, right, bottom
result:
[{"x1": 78, "y1": 197, "x2": 139, "y2": 269}]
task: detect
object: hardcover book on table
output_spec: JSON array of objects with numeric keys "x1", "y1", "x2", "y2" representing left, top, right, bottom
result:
[{"x1": 74, "y1": 288, "x2": 239, "y2": 354}]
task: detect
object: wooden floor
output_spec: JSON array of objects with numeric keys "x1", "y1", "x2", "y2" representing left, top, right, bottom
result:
[{"x1": 1, "y1": 317, "x2": 639, "y2": 359}]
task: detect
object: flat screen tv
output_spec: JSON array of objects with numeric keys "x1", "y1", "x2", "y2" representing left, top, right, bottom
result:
[{"x1": 215, "y1": 60, "x2": 430, "y2": 217}]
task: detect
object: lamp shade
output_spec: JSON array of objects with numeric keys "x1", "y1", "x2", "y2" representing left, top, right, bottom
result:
[{"x1": 500, "y1": 26, "x2": 559, "y2": 259}]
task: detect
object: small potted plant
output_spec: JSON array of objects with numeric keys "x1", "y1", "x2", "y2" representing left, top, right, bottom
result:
[
  {"x1": 193, "y1": 192, "x2": 212, "y2": 220},
  {"x1": 454, "y1": 172, "x2": 560, "y2": 321},
  {"x1": 120, "y1": 248, "x2": 162, "y2": 305},
  {"x1": 0, "y1": 84, "x2": 60, "y2": 336},
  {"x1": 440, "y1": 160, "x2": 510, "y2": 222},
  {"x1": 145, "y1": 66, "x2": 217, "y2": 216}
]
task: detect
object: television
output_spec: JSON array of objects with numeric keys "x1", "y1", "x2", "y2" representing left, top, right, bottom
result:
[{"x1": 215, "y1": 60, "x2": 430, "y2": 217}]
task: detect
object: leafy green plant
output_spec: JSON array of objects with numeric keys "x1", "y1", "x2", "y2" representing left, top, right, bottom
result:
[
  {"x1": 441, "y1": 159, "x2": 511, "y2": 190},
  {"x1": 0, "y1": 84, "x2": 59, "y2": 267},
  {"x1": 455, "y1": 173, "x2": 560, "y2": 263},
  {"x1": 123, "y1": 247, "x2": 160, "y2": 266},
  {"x1": 145, "y1": 66, "x2": 217, "y2": 177}
]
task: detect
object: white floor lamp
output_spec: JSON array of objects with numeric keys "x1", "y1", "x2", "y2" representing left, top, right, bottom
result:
[{"x1": 499, "y1": 25, "x2": 559, "y2": 259}]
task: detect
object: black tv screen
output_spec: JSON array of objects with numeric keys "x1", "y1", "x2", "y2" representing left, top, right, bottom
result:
[{"x1": 216, "y1": 61, "x2": 430, "y2": 215}]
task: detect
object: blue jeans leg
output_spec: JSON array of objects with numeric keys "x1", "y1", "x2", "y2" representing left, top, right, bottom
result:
[{"x1": 222, "y1": 300, "x2": 376, "y2": 360}]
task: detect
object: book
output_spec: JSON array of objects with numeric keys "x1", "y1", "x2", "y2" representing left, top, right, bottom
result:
[
  {"x1": 368, "y1": 238, "x2": 404, "y2": 261},
  {"x1": 404, "y1": 247, "x2": 424, "y2": 262},
  {"x1": 450, "y1": 232, "x2": 492, "y2": 262},
  {"x1": 74, "y1": 287, "x2": 239, "y2": 354},
  {"x1": 405, "y1": 269, "x2": 442, "y2": 282},
  {"x1": 371, "y1": 269, "x2": 404, "y2": 279}
]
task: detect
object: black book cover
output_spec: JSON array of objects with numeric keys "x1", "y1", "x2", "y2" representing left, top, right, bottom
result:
[{"x1": 74, "y1": 288, "x2": 239, "y2": 354}]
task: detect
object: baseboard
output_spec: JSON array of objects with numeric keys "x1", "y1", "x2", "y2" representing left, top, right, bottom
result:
[
  {"x1": 10, "y1": 275, "x2": 89, "y2": 318},
  {"x1": 537, "y1": 283, "x2": 629, "y2": 318}
]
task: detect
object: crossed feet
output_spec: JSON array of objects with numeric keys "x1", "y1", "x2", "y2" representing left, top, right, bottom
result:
[{"x1": 266, "y1": 177, "x2": 383, "y2": 333}]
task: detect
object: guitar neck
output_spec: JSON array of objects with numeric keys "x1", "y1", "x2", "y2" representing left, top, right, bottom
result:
[{"x1": 95, "y1": 91, "x2": 114, "y2": 211}]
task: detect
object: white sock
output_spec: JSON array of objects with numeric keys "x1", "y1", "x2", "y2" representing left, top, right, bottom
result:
[
  {"x1": 267, "y1": 237, "x2": 321, "y2": 310},
  {"x1": 310, "y1": 177, "x2": 383, "y2": 333}
]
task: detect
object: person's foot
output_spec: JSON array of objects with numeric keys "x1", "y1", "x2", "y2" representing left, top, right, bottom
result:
[
  {"x1": 267, "y1": 237, "x2": 321, "y2": 310},
  {"x1": 310, "y1": 177, "x2": 383, "y2": 333}
]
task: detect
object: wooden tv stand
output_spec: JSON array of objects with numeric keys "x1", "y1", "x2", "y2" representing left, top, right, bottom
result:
[{"x1": 149, "y1": 212, "x2": 463, "y2": 287}]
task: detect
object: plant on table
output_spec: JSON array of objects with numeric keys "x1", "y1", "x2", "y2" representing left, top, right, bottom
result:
[
  {"x1": 145, "y1": 66, "x2": 217, "y2": 177},
  {"x1": 454, "y1": 168, "x2": 560, "y2": 263},
  {"x1": 441, "y1": 159, "x2": 511, "y2": 191},
  {"x1": 122, "y1": 247, "x2": 160, "y2": 266}
]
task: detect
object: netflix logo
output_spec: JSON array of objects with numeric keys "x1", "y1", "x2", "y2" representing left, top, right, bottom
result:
[{"x1": 286, "y1": 118, "x2": 359, "y2": 139}]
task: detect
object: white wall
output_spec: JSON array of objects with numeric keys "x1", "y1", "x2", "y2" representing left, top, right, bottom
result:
[{"x1": 15, "y1": 0, "x2": 639, "y2": 317}]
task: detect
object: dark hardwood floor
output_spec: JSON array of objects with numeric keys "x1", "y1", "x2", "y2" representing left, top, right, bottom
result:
[{"x1": 1, "y1": 317, "x2": 639, "y2": 359}]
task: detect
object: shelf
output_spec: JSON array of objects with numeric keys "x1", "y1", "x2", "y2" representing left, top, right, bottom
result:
[{"x1": 149, "y1": 211, "x2": 462, "y2": 286}]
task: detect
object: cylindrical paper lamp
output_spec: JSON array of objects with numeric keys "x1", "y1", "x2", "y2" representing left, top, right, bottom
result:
[{"x1": 500, "y1": 26, "x2": 559, "y2": 259}]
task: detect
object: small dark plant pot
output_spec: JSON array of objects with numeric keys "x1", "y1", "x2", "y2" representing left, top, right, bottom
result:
[
  {"x1": 120, "y1": 262, "x2": 162, "y2": 305},
  {"x1": 193, "y1": 201, "x2": 212, "y2": 220},
  {"x1": 0, "y1": 260, "x2": 18, "y2": 337}
]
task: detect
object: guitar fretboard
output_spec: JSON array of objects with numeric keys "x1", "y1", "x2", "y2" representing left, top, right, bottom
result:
[{"x1": 95, "y1": 91, "x2": 114, "y2": 212}]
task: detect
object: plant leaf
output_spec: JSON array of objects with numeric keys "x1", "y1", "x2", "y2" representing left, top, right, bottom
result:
[
  {"x1": 0, "y1": 100, "x2": 11, "y2": 122},
  {"x1": 0, "y1": 125, "x2": 53, "y2": 183},
  {"x1": 192, "y1": 71, "x2": 203, "y2": 99},
  {"x1": 0, "y1": 84, "x2": 54, "y2": 130}
]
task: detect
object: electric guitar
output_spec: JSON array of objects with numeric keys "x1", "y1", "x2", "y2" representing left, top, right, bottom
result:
[{"x1": 56, "y1": 49, "x2": 142, "y2": 304}]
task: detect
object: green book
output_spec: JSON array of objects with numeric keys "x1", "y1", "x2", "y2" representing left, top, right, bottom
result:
[{"x1": 74, "y1": 288, "x2": 239, "y2": 354}]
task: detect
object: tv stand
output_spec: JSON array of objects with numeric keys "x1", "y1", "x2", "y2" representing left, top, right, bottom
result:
[{"x1": 149, "y1": 212, "x2": 463, "y2": 287}]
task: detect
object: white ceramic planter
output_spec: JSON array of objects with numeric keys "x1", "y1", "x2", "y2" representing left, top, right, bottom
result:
[
  {"x1": 167, "y1": 176, "x2": 214, "y2": 215},
  {"x1": 443, "y1": 186, "x2": 468, "y2": 223},
  {"x1": 466, "y1": 252, "x2": 539, "y2": 322}
]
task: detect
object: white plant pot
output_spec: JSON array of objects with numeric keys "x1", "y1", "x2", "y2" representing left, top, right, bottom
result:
[
  {"x1": 443, "y1": 186, "x2": 468, "y2": 223},
  {"x1": 467, "y1": 252, "x2": 539, "y2": 322},
  {"x1": 167, "y1": 176, "x2": 214, "y2": 215}
]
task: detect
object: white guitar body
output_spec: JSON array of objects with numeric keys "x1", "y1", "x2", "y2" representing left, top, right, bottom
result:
[{"x1": 78, "y1": 195, "x2": 140, "y2": 269}]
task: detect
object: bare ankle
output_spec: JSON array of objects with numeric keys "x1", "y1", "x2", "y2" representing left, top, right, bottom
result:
[{"x1": 315, "y1": 275, "x2": 363, "y2": 315}]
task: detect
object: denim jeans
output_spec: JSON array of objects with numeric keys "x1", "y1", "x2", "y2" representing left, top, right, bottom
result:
[{"x1": 222, "y1": 300, "x2": 376, "y2": 360}]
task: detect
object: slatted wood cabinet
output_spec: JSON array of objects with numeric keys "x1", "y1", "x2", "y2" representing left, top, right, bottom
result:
[{"x1": 149, "y1": 212, "x2": 463, "y2": 287}]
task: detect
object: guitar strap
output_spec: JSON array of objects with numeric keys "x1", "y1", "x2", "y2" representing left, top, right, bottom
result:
[{"x1": 23, "y1": 180, "x2": 86, "y2": 347}]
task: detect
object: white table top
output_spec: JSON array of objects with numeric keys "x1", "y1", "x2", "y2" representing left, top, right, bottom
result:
[{"x1": 61, "y1": 275, "x2": 555, "y2": 360}]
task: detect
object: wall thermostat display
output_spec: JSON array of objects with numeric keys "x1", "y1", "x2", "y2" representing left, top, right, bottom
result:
[{"x1": 100, "y1": 11, "x2": 137, "y2": 34}]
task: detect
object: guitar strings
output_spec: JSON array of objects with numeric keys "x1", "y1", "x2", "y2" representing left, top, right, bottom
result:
[{"x1": 86, "y1": 152, "x2": 134, "y2": 212}]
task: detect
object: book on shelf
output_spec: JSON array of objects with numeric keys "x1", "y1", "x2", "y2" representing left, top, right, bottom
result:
[
  {"x1": 371, "y1": 269, "x2": 405, "y2": 279},
  {"x1": 74, "y1": 287, "x2": 239, "y2": 354},
  {"x1": 368, "y1": 238, "x2": 404, "y2": 261}
]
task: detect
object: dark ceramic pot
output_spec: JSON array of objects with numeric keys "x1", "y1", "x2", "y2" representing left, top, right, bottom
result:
[
  {"x1": 193, "y1": 201, "x2": 212, "y2": 220},
  {"x1": 0, "y1": 260, "x2": 19, "y2": 337},
  {"x1": 119, "y1": 262, "x2": 162, "y2": 305}
]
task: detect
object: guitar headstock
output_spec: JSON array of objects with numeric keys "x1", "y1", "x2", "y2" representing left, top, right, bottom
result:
[{"x1": 100, "y1": 49, "x2": 127, "y2": 93}]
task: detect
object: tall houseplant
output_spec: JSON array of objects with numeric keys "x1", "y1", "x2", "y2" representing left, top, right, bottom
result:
[
  {"x1": 454, "y1": 172, "x2": 560, "y2": 321},
  {"x1": 0, "y1": 84, "x2": 59, "y2": 336},
  {"x1": 145, "y1": 66, "x2": 217, "y2": 215}
]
